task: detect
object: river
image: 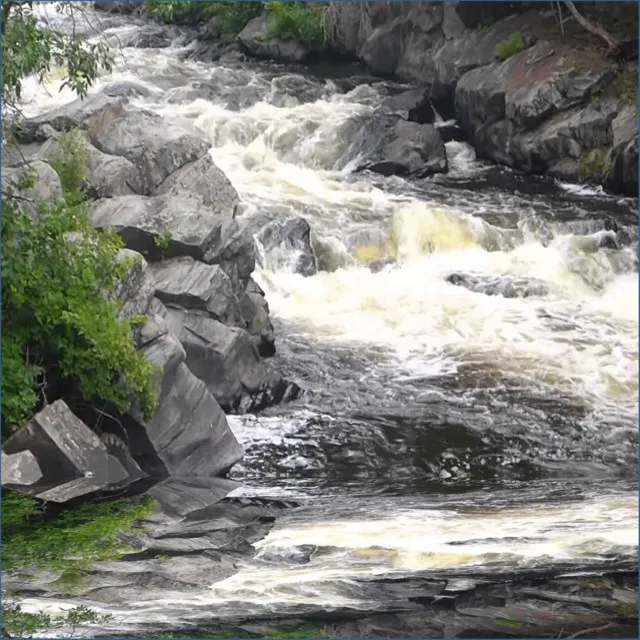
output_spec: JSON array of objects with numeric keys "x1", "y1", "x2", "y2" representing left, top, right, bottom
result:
[{"x1": 14, "y1": 5, "x2": 639, "y2": 637}]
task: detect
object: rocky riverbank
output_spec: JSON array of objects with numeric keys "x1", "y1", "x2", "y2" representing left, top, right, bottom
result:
[
  {"x1": 2, "y1": 93, "x2": 299, "y2": 512},
  {"x1": 96, "y1": 0, "x2": 638, "y2": 197}
]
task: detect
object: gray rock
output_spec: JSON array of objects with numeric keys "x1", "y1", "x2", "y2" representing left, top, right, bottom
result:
[
  {"x1": 118, "y1": 26, "x2": 172, "y2": 49},
  {"x1": 611, "y1": 104, "x2": 638, "y2": 148},
  {"x1": 101, "y1": 80, "x2": 154, "y2": 99},
  {"x1": 1, "y1": 160, "x2": 63, "y2": 210},
  {"x1": 113, "y1": 249, "x2": 155, "y2": 318},
  {"x1": 255, "y1": 216, "x2": 318, "y2": 277},
  {"x1": 127, "y1": 319, "x2": 243, "y2": 478},
  {"x1": 162, "y1": 307, "x2": 266, "y2": 411},
  {"x1": 382, "y1": 89, "x2": 436, "y2": 124},
  {"x1": 152, "y1": 153, "x2": 239, "y2": 213},
  {"x1": 100, "y1": 432, "x2": 147, "y2": 488},
  {"x1": 147, "y1": 256, "x2": 244, "y2": 326},
  {"x1": 604, "y1": 135, "x2": 639, "y2": 197},
  {"x1": 238, "y1": 278, "x2": 276, "y2": 357},
  {"x1": 17, "y1": 94, "x2": 123, "y2": 142},
  {"x1": 237, "y1": 14, "x2": 310, "y2": 63},
  {"x1": 40, "y1": 131, "x2": 144, "y2": 198},
  {"x1": 94, "y1": 1, "x2": 143, "y2": 14},
  {"x1": 2, "y1": 400, "x2": 130, "y2": 501},
  {"x1": 347, "y1": 111, "x2": 447, "y2": 177},
  {"x1": 445, "y1": 272, "x2": 550, "y2": 298},
  {"x1": 1, "y1": 450, "x2": 42, "y2": 487},
  {"x1": 89, "y1": 193, "x2": 234, "y2": 263},
  {"x1": 85, "y1": 103, "x2": 211, "y2": 194}
]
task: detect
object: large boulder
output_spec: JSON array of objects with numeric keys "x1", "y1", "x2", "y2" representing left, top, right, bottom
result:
[
  {"x1": 2, "y1": 400, "x2": 132, "y2": 502},
  {"x1": 237, "y1": 14, "x2": 311, "y2": 64},
  {"x1": 85, "y1": 103, "x2": 211, "y2": 195},
  {"x1": 604, "y1": 134, "x2": 639, "y2": 197},
  {"x1": 1, "y1": 160, "x2": 63, "y2": 210},
  {"x1": 238, "y1": 278, "x2": 276, "y2": 357},
  {"x1": 344, "y1": 111, "x2": 447, "y2": 177},
  {"x1": 1, "y1": 450, "x2": 42, "y2": 487},
  {"x1": 255, "y1": 216, "x2": 318, "y2": 277},
  {"x1": 113, "y1": 249, "x2": 155, "y2": 318},
  {"x1": 147, "y1": 256, "x2": 245, "y2": 327},
  {"x1": 124, "y1": 308, "x2": 244, "y2": 478}
]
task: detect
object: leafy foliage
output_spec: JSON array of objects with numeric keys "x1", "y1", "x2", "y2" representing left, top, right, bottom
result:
[
  {"x1": 2, "y1": 491, "x2": 156, "y2": 573},
  {"x1": 48, "y1": 129, "x2": 89, "y2": 205},
  {"x1": 1, "y1": 166, "x2": 158, "y2": 434},
  {"x1": 494, "y1": 31, "x2": 525, "y2": 61},
  {"x1": 1, "y1": 3, "x2": 112, "y2": 108},
  {"x1": 579, "y1": 147, "x2": 608, "y2": 180},
  {"x1": 263, "y1": 2, "x2": 327, "y2": 48},
  {"x1": 155, "y1": 226, "x2": 173, "y2": 253}
]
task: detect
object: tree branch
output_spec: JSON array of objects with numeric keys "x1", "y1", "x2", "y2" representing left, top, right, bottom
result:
[{"x1": 563, "y1": 1, "x2": 619, "y2": 50}]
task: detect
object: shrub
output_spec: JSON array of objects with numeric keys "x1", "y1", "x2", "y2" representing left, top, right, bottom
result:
[
  {"x1": 263, "y1": 2, "x2": 327, "y2": 48},
  {"x1": 579, "y1": 148, "x2": 608, "y2": 180},
  {"x1": 614, "y1": 67, "x2": 637, "y2": 105},
  {"x1": 494, "y1": 31, "x2": 525, "y2": 62},
  {"x1": 1, "y1": 165, "x2": 157, "y2": 435},
  {"x1": 2, "y1": 491, "x2": 157, "y2": 572},
  {"x1": 48, "y1": 129, "x2": 88, "y2": 205}
]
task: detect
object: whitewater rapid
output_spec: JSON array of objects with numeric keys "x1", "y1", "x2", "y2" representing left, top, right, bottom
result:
[{"x1": 13, "y1": 4, "x2": 639, "y2": 632}]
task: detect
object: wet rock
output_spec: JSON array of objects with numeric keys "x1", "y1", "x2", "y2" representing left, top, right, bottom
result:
[
  {"x1": 382, "y1": 89, "x2": 436, "y2": 124},
  {"x1": 152, "y1": 153, "x2": 240, "y2": 213},
  {"x1": 89, "y1": 193, "x2": 238, "y2": 264},
  {"x1": 2, "y1": 400, "x2": 130, "y2": 502},
  {"x1": 605, "y1": 136, "x2": 639, "y2": 198},
  {"x1": 16, "y1": 94, "x2": 123, "y2": 143},
  {"x1": 94, "y1": 1, "x2": 143, "y2": 14},
  {"x1": 239, "y1": 278, "x2": 276, "y2": 357},
  {"x1": 100, "y1": 432, "x2": 147, "y2": 488},
  {"x1": 126, "y1": 322, "x2": 243, "y2": 478},
  {"x1": 118, "y1": 26, "x2": 172, "y2": 49},
  {"x1": 445, "y1": 272, "x2": 550, "y2": 298},
  {"x1": 85, "y1": 103, "x2": 211, "y2": 195},
  {"x1": 101, "y1": 80, "x2": 154, "y2": 99},
  {"x1": 1, "y1": 450, "x2": 42, "y2": 487},
  {"x1": 255, "y1": 216, "x2": 318, "y2": 277},
  {"x1": 1, "y1": 160, "x2": 62, "y2": 211},
  {"x1": 347, "y1": 111, "x2": 447, "y2": 177},
  {"x1": 436, "y1": 122, "x2": 466, "y2": 143},
  {"x1": 238, "y1": 14, "x2": 310, "y2": 64},
  {"x1": 147, "y1": 257, "x2": 244, "y2": 327},
  {"x1": 113, "y1": 249, "x2": 155, "y2": 318}
]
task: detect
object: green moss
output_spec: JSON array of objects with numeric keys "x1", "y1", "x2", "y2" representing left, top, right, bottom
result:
[
  {"x1": 155, "y1": 226, "x2": 173, "y2": 254},
  {"x1": 496, "y1": 618, "x2": 524, "y2": 629},
  {"x1": 579, "y1": 148, "x2": 608, "y2": 180},
  {"x1": 614, "y1": 67, "x2": 637, "y2": 105},
  {"x1": 2, "y1": 491, "x2": 157, "y2": 574},
  {"x1": 494, "y1": 31, "x2": 525, "y2": 62},
  {"x1": 591, "y1": 92, "x2": 602, "y2": 110},
  {"x1": 263, "y1": 2, "x2": 328, "y2": 49}
]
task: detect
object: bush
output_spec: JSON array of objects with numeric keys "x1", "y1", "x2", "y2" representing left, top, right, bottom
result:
[
  {"x1": 1, "y1": 163, "x2": 157, "y2": 435},
  {"x1": 263, "y1": 2, "x2": 327, "y2": 48},
  {"x1": 494, "y1": 31, "x2": 525, "y2": 62},
  {"x1": 2, "y1": 491, "x2": 157, "y2": 573},
  {"x1": 579, "y1": 148, "x2": 608, "y2": 180}
]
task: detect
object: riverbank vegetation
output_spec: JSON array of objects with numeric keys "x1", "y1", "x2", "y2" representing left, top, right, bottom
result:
[{"x1": 1, "y1": 3, "x2": 159, "y2": 636}]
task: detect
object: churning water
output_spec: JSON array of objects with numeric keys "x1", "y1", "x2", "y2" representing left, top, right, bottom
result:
[{"x1": 15, "y1": 5, "x2": 639, "y2": 631}]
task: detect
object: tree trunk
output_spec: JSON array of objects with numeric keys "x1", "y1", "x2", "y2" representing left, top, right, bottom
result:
[{"x1": 563, "y1": 0, "x2": 619, "y2": 51}]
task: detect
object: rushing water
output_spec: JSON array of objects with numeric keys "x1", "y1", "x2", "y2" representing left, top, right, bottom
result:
[{"x1": 15, "y1": 6, "x2": 639, "y2": 633}]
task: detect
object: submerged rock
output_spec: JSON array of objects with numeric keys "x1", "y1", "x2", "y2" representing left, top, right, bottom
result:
[
  {"x1": 445, "y1": 272, "x2": 550, "y2": 298},
  {"x1": 255, "y1": 216, "x2": 318, "y2": 277}
]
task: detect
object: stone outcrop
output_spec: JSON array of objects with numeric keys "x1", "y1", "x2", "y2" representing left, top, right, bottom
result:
[
  {"x1": 237, "y1": 14, "x2": 312, "y2": 64},
  {"x1": 3, "y1": 97, "x2": 302, "y2": 504},
  {"x1": 324, "y1": 2, "x2": 639, "y2": 194}
]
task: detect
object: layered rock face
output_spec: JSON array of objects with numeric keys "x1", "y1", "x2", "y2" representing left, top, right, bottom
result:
[
  {"x1": 2, "y1": 95, "x2": 300, "y2": 507},
  {"x1": 327, "y1": 1, "x2": 638, "y2": 195}
]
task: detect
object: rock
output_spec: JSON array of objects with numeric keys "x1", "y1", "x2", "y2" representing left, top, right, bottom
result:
[
  {"x1": 436, "y1": 122, "x2": 466, "y2": 143},
  {"x1": 2, "y1": 400, "x2": 131, "y2": 502},
  {"x1": 147, "y1": 256, "x2": 244, "y2": 327},
  {"x1": 604, "y1": 135, "x2": 639, "y2": 197},
  {"x1": 41, "y1": 131, "x2": 143, "y2": 198},
  {"x1": 346, "y1": 111, "x2": 447, "y2": 177},
  {"x1": 85, "y1": 103, "x2": 211, "y2": 195},
  {"x1": 113, "y1": 249, "x2": 155, "y2": 318},
  {"x1": 445, "y1": 272, "x2": 550, "y2": 298},
  {"x1": 17, "y1": 94, "x2": 123, "y2": 143},
  {"x1": 152, "y1": 153, "x2": 240, "y2": 213},
  {"x1": 238, "y1": 278, "x2": 276, "y2": 357},
  {"x1": 162, "y1": 306, "x2": 267, "y2": 412},
  {"x1": 118, "y1": 26, "x2": 172, "y2": 49},
  {"x1": 100, "y1": 433, "x2": 147, "y2": 488},
  {"x1": 126, "y1": 312, "x2": 244, "y2": 478},
  {"x1": 382, "y1": 89, "x2": 436, "y2": 124},
  {"x1": 101, "y1": 80, "x2": 154, "y2": 99},
  {"x1": 255, "y1": 216, "x2": 318, "y2": 277},
  {"x1": 1, "y1": 450, "x2": 42, "y2": 487},
  {"x1": 1, "y1": 160, "x2": 63, "y2": 210},
  {"x1": 238, "y1": 14, "x2": 310, "y2": 64}
]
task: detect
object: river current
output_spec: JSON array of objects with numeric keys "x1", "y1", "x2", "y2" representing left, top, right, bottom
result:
[{"x1": 15, "y1": 5, "x2": 639, "y2": 634}]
